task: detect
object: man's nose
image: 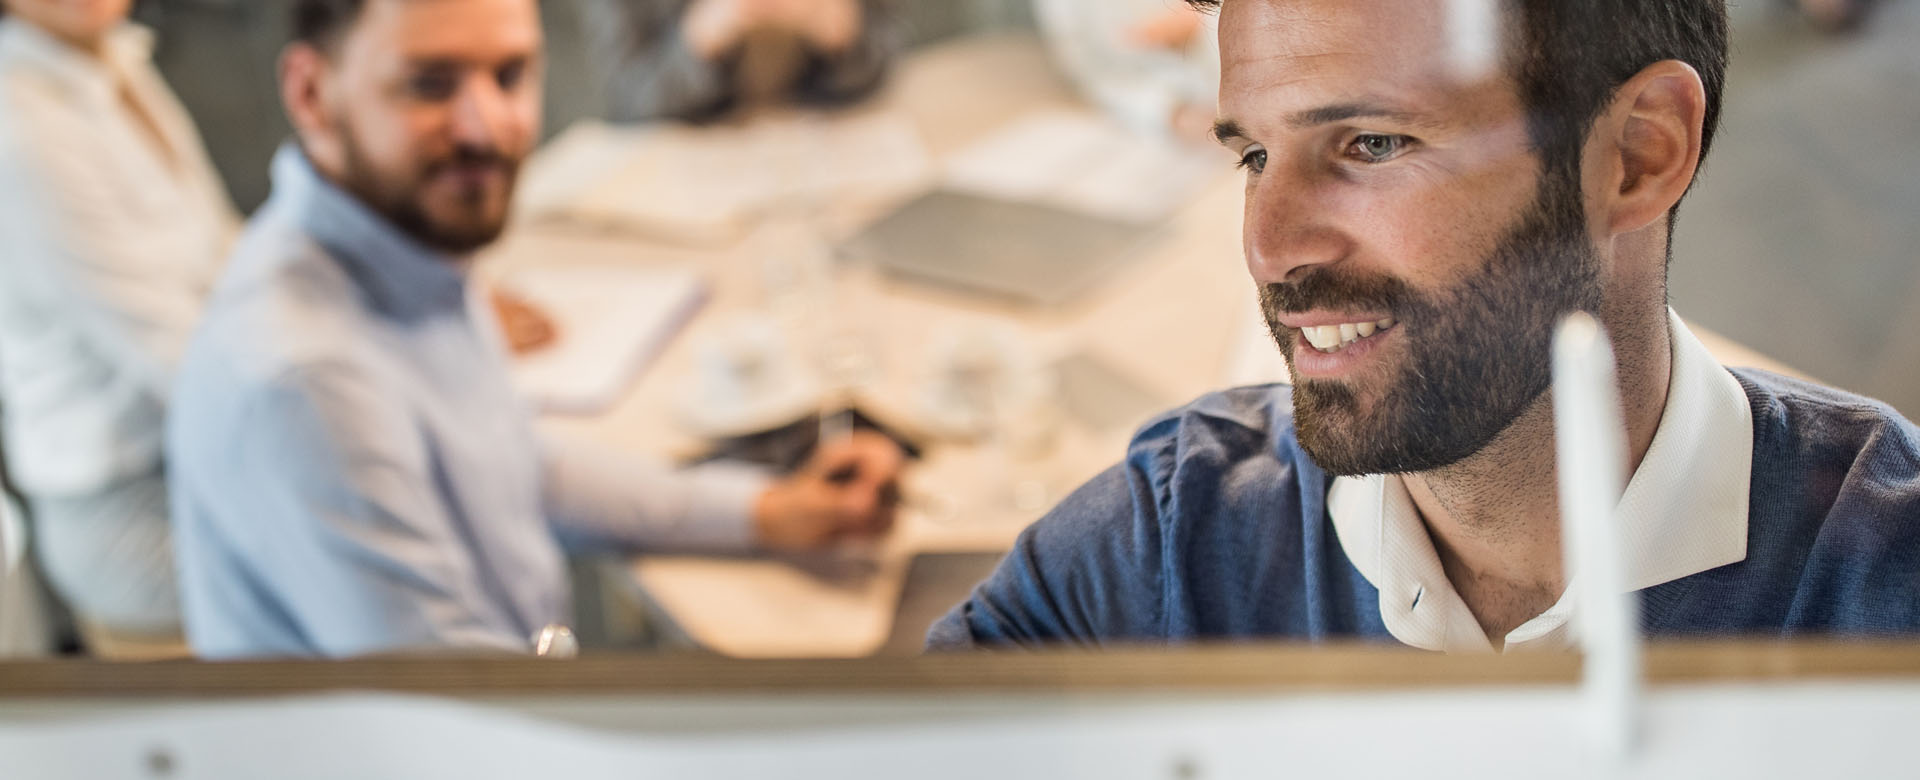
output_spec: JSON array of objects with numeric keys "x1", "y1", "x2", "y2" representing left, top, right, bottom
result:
[
  {"x1": 448, "y1": 75, "x2": 514, "y2": 151},
  {"x1": 1244, "y1": 170, "x2": 1352, "y2": 285}
]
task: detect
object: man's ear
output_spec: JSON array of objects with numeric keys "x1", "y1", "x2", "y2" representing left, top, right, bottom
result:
[
  {"x1": 279, "y1": 43, "x2": 342, "y2": 172},
  {"x1": 1594, "y1": 59, "x2": 1708, "y2": 238}
]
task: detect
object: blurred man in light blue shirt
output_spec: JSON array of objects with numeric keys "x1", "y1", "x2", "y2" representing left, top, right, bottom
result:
[{"x1": 168, "y1": 0, "x2": 902, "y2": 659}]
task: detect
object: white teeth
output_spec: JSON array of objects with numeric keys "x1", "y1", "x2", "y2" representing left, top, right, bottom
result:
[
  {"x1": 1302, "y1": 326, "x2": 1339, "y2": 350},
  {"x1": 1301, "y1": 318, "x2": 1397, "y2": 353}
]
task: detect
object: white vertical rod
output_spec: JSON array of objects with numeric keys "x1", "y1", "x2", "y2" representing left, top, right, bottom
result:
[
  {"x1": 1551, "y1": 312, "x2": 1641, "y2": 760},
  {"x1": 1445, "y1": 0, "x2": 1501, "y2": 80}
]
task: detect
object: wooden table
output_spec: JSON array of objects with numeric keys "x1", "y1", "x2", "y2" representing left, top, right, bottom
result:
[
  {"x1": 5, "y1": 640, "x2": 1915, "y2": 777},
  {"x1": 490, "y1": 33, "x2": 1807, "y2": 659}
]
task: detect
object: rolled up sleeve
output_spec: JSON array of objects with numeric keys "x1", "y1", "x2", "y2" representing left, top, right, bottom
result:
[{"x1": 540, "y1": 434, "x2": 768, "y2": 554}]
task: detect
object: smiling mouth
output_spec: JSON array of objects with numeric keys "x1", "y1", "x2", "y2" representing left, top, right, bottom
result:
[{"x1": 1299, "y1": 317, "x2": 1398, "y2": 354}]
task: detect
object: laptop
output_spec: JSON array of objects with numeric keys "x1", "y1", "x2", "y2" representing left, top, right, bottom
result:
[
  {"x1": 841, "y1": 190, "x2": 1163, "y2": 307},
  {"x1": 875, "y1": 551, "x2": 1007, "y2": 656}
]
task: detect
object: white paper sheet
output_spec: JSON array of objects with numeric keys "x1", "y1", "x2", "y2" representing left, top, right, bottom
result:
[
  {"x1": 516, "y1": 113, "x2": 934, "y2": 244},
  {"x1": 505, "y1": 265, "x2": 708, "y2": 414},
  {"x1": 942, "y1": 110, "x2": 1231, "y2": 224}
]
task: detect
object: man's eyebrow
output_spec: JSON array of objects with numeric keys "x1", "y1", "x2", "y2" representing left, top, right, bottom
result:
[
  {"x1": 403, "y1": 57, "x2": 464, "y2": 71},
  {"x1": 1288, "y1": 102, "x2": 1445, "y2": 130},
  {"x1": 1211, "y1": 118, "x2": 1247, "y2": 146},
  {"x1": 1212, "y1": 104, "x2": 1446, "y2": 146},
  {"x1": 403, "y1": 51, "x2": 539, "y2": 69}
]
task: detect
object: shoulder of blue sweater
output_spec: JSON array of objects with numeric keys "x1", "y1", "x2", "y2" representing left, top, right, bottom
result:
[
  {"x1": 1127, "y1": 383, "x2": 1295, "y2": 447},
  {"x1": 1119, "y1": 383, "x2": 1318, "y2": 492},
  {"x1": 1731, "y1": 367, "x2": 1920, "y2": 445},
  {"x1": 1730, "y1": 367, "x2": 1920, "y2": 542}
]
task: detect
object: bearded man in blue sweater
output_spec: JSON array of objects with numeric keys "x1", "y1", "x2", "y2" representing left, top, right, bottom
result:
[{"x1": 931, "y1": 0, "x2": 1920, "y2": 652}]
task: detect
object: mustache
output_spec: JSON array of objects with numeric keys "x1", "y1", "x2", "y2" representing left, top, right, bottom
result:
[
  {"x1": 1259, "y1": 267, "x2": 1417, "y2": 318},
  {"x1": 424, "y1": 145, "x2": 515, "y2": 175}
]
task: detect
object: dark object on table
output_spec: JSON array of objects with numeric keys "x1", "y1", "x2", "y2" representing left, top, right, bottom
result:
[{"x1": 691, "y1": 406, "x2": 921, "y2": 475}]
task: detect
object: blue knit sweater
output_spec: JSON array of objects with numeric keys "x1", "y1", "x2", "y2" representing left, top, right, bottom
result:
[{"x1": 928, "y1": 369, "x2": 1920, "y2": 649}]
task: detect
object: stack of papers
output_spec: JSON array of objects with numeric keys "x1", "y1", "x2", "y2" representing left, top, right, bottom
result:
[
  {"x1": 515, "y1": 113, "x2": 934, "y2": 244},
  {"x1": 942, "y1": 110, "x2": 1231, "y2": 224}
]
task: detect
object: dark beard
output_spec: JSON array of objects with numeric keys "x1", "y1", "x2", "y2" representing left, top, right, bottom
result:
[
  {"x1": 1263, "y1": 169, "x2": 1602, "y2": 476},
  {"x1": 335, "y1": 130, "x2": 515, "y2": 255}
]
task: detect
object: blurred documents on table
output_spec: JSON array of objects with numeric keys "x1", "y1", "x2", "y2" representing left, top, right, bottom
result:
[
  {"x1": 1222, "y1": 302, "x2": 1293, "y2": 387},
  {"x1": 842, "y1": 189, "x2": 1159, "y2": 306},
  {"x1": 942, "y1": 110, "x2": 1228, "y2": 224},
  {"x1": 514, "y1": 112, "x2": 933, "y2": 243},
  {"x1": 505, "y1": 265, "x2": 707, "y2": 414}
]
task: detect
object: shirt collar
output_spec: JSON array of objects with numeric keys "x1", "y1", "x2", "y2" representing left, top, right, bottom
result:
[
  {"x1": 1327, "y1": 308, "x2": 1754, "y2": 652},
  {"x1": 268, "y1": 143, "x2": 469, "y2": 321},
  {"x1": 0, "y1": 20, "x2": 153, "y2": 106}
]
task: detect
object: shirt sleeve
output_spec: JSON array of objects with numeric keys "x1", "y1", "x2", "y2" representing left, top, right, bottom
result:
[
  {"x1": 583, "y1": 0, "x2": 899, "y2": 122},
  {"x1": 209, "y1": 362, "x2": 532, "y2": 657},
  {"x1": 789, "y1": 0, "x2": 900, "y2": 108},
  {"x1": 0, "y1": 116, "x2": 213, "y2": 400},
  {"x1": 583, "y1": 0, "x2": 739, "y2": 122},
  {"x1": 540, "y1": 434, "x2": 768, "y2": 554},
  {"x1": 925, "y1": 459, "x2": 1168, "y2": 651}
]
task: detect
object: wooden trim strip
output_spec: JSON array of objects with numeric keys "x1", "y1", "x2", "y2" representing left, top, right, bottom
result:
[{"x1": 0, "y1": 641, "x2": 1915, "y2": 699}]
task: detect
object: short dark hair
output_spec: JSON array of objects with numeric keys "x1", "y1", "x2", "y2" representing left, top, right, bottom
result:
[
  {"x1": 293, "y1": 0, "x2": 367, "y2": 51},
  {"x1": 1192, "y1": 0, "x2": 1729, "y2": 210},
  {"x1": 1501, "y1": 0, "x2": 1728, "y2": 196}
]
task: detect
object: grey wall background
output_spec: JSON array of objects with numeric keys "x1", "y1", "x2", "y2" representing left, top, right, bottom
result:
[
  {"x1": 1666, "y1": 1, "x2": 1920, "y2": 421},
  {"x1": 134, "y1": 0, "x2": 1919, "y2": 417}
]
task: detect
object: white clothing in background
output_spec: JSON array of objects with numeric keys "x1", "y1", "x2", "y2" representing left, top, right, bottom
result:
[
  {"x1": 1034, "y1": 0, "x2": 1220, "y2": 138},
  {"x1": 0, "y1": 20, "x2": 238, "y2": 497},
  {"x1": 0, "y1": 490, "x2": 54, "y2": 657},
  {"x1": 30, "y1": 469, "x2": 177, "y2": 634}
]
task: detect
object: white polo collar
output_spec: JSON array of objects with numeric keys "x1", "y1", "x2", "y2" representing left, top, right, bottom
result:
[{"x1": 1326, "y1": 309, "x2": 1753, "y2": 653}]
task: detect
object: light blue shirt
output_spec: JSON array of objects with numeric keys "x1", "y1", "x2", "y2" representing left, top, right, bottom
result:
[{"x1": 169, "y1": 146, "x2": 765, "y2": 659}]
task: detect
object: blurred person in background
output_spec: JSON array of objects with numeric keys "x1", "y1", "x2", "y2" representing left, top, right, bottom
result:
[
  {"x1": 0, "y1": 435, "x2": 54, "y2": 656},
  {"x1": 1795, "y1": 0, "x2": 1873, "y2": 32},
  {"x1": 1035, "y1": 0, "x2": 1219, "y2": 142},
  {"x1": 0, "y1": 0, "x2": 239, "y2": 658},
  {"x1": 581, "y1": 0, "x2": 900, "y2": 123},
  {"x1": 933, "y1": 0, "x2": 1920, "y2": 652},
  {"x1": 168, "y1": 0, "x2": 905, "y2": 659}
]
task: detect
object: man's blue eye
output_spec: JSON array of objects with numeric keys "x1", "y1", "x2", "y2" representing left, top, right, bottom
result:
[
  {"x1": 1237, "y1": 147, "x2": 1268, "y2": 173},
  {"x1": 1349, "y1": 134, "x2": 1410, "y2": 163}
]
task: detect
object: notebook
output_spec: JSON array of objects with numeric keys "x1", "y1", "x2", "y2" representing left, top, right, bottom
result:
[{"x1": 506, "y1": 265, "x2": 707, "y2": 414}]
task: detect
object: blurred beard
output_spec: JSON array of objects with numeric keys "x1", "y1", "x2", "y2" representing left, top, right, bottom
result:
[
  {"x1": 1263, "y1": 169, "x2": 1603, "y2": 476},
  {"x1": 334, "y1": 129, "x2": 518, "y2": 255}
]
